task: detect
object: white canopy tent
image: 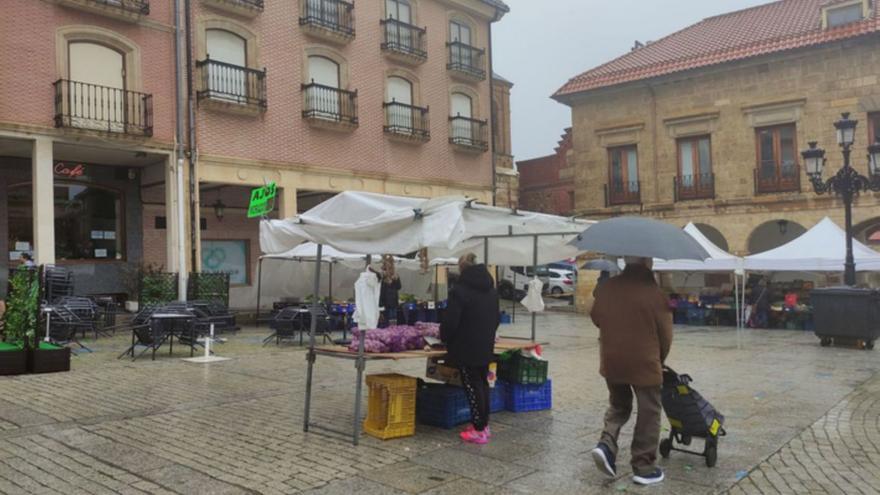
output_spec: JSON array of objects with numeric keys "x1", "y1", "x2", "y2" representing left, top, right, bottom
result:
[
  {"x1": 744, "y1": 217, "x2": 880, "y2": 272},
  {"x1": 653, "y1": 223, "x2": 746, "y2": 328},
  {"x1": 260, "y1": 191, "x2": 592, "y2": 266}
]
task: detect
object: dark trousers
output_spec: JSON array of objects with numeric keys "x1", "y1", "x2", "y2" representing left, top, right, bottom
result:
[
  {"x1": 460, "y1": 366, "x2": 490, "y2": 431},
  {"x1": 599, "y1": 381, "x2": 662, "y2": 476}
]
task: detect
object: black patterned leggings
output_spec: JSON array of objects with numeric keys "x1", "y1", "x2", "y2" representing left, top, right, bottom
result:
[{"x1": 459, "y1": 365, "x2": 490, "y2": 431}]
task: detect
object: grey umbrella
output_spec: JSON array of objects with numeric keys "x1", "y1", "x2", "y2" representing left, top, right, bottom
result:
[
  {"x1": 569, "y1": 217, "x2": 711, "y2": 261},
  {"x1": 581, "y1": 259, "x2": 621, "y2": 272}
]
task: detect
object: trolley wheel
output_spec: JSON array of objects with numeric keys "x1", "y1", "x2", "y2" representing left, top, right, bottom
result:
[
  {"x1": 681, "y1": 434, "x2": 692, "y2": 446},
  {"x1": 820, "y1": 337, "x2": 832, "y2": 347},
  {"x1": 659, "y1": 439, "x2": 672, "y2": 459},
  {"x1": 705, "y1": 441, "x2": 718, "y2": 468},
  {"x1": 866, "y1": 340, "x2": 875, "y2": 350}
]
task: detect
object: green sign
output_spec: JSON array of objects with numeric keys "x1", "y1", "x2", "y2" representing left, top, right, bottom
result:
[{"x1": 248, "y1": 182, "x2": 277, "y2": 218}]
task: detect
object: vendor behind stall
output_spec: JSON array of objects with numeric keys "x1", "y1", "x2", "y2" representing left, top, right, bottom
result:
[{"x1": 378, "y1": 255, "x2": 402, "y2": 327}]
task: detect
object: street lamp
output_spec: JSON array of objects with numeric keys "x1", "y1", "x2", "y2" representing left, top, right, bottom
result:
[{"x1": 802, "y1": 112, "x2": 880, "y2": 286}]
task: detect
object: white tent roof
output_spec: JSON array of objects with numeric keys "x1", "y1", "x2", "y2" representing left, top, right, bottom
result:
[
  {"x1": 654, "y1": 223, "x2": 743, "y2": 272},
  {"x1": 744, "y1": 217, "x2": 880, "y2": 272},
  {"x1": 260, "y1": 191, "x2": 592, "y2": 266}
]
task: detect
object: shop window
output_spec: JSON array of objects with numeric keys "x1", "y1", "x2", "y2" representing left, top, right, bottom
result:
[
  {"x1": 201, "y1": 239, "x2": 249, "y2": 285},
  {"x1": 8, "y1": 182, "x2": 124, "y2": 262}
]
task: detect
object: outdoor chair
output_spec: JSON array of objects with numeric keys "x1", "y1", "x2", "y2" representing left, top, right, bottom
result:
[
  {"x1": 44, "y1": 266, "x2": 74, "y2": 302},
  {"x1": 265, "y1": 305, "x2": 333, "y2": 346},
  {"x1": 190, "y1": 300, "x2": 238, "y2": 333},
  {"x1": 120, "y1": 318, "x2": 170, "y2": 361},
  {"x1": 44, "y1": 305, "x2": 93, "y2": 352},
  {"x1": 55, "y1": 297, "x2": 104, "y2": 339}
]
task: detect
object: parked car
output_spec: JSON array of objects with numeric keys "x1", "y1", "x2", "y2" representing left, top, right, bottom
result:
[
  {"x1": 546, "y1": 268, "x2": 576, "y2": 296},
  {"x1": 498, "y1": 266, "x2": 549, "y2": 300}
]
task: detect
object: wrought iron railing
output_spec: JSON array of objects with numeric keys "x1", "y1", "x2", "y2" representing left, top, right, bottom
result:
[
  {"x1": 381, "y1": 19, "x2": 427, "y2": 59},
  {"x1": 674, "y1": 173, "x2": 715, "y2": 201},
  {"x1": 302, "y1": 82, "x2": 358, "y2": 124},
  {"x1": 84, "y1": 0, "x2": 150, "y2": 15},
  {"x1": 447, "y1": 41, "x2": 485, "y2": 79},
  {"x1": 755, "y1": 164, "x2": 800, "y2": 194},
  {"x1": 54, "y1": 79, "x2": 153, "y2": 136},
  {"x1": 299, "y1": 0, "x2": 355, "y2": 37},
  {"x1": 448, "y1": 115, "x2": 488, "y2": 150},
  {"x1": 384, "y1": 101, "x2": 429, "y2": 140},
  {"x1": 605, "y1": 181, "x2": 641, "y2": 206},
  {"x1": 196, "y1": 58, "x2": 267, "y2": 109}
]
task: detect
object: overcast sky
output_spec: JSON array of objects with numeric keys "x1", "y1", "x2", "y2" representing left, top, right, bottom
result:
[{"x1": 492, "y1": 0, "x2": 772, "y2": 161}]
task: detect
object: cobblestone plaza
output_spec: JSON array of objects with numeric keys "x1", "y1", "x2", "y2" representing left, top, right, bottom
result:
[{"x1": 0, "y1": 311, "x2": 878, "y2": 494}]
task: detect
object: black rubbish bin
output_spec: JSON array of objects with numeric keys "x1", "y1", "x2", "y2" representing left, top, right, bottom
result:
[{"x1": 810, "y1": 287, "x2": 880, "y2": 349}]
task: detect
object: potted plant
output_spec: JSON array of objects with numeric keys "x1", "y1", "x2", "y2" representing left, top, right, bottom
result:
[{"x1": 0, "y1": 268, "x2": 36, "y2": 375}]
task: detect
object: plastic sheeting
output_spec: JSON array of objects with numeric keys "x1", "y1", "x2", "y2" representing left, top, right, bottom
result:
[
  {"x1": 744, "y1": 217, "x2": 880, "y2": 272},
  {"x1": 353, "y1": 271, "x2": 380, "y2": 330},
  {"x1": 260, "y1": 191, "x2": 591, "y2": 266},
  {"x1": 521, "y1": 278, "x2": 545, "y2": 313}
]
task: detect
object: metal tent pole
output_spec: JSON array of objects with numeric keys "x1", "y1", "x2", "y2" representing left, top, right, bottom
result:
[
  {"x1": 303, "y1": 244, "x2": 323, "y2": 433},
  {"x1": 328, "y1": 262, "x2": 333, "y2": 303},
  {"x1": 531, "y1": 235, "x2": 538, "y2": 342},
  {"x1": 256, "y1": 257, "x2": 263, "y2": 327}
]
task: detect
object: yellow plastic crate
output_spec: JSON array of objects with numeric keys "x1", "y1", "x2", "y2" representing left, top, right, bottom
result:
[{"x1": 363, "y1": 374, "x2": 417, "y2": 440}]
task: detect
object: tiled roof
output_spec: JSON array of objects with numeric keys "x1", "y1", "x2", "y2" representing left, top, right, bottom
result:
[{"x1": 554, "y1": 0, "x2": 880, "y2": 99}]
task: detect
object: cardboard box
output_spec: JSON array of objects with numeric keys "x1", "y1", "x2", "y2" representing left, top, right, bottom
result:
[{"x1": 425, "y1": 357, "x2": 497, "y2": 388}]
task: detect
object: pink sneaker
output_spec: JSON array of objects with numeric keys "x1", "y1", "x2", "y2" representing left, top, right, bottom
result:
[
  {"x1": 463, "y1": 425, "x2": 492, "y2": 437},
  {"x1": 460, "y1": 427, "x2": 489, "y2": 444}
]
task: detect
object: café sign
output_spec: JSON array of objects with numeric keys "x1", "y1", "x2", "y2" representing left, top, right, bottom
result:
[
  {"x1": 248, "y1": 182, "x2": 277, "y2": 218},
  {"x1": 54, "y1": 162, "x2": 86, "y2": 178}
]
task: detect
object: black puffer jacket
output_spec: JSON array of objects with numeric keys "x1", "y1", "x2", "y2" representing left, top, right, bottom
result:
[{"x1": 440, "y1": 264, "x2": 500, "y2": 367}]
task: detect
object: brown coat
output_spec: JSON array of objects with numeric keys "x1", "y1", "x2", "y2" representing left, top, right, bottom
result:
[{"x1": 590, "y1": 265, "x2": 673, "y2": 387}]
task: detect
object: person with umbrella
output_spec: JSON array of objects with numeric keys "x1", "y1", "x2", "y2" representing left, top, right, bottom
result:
[{"x1": 589, "y1": 256, "x2": 673, "y2": 485}]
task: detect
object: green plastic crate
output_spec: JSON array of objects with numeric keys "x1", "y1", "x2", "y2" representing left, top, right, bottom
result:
[{"x1": 499, "y1": 354, "x2": 548, "y2": 385}]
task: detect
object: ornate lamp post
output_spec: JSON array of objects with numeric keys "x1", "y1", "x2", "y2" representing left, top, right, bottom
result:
[{"x1": 801, "y1": 112, "x2": 880, "y2": 286}]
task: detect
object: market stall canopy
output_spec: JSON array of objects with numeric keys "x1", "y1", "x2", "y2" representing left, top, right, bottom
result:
[
  {"x1": 569, "y1": 217, "x2": 710, "y2": 261},
  {"x1": 654, "y1": 223, "x2": 743, "y2": 272},
  {"x1": 260, "y1": 191, "x2": 592, "y2": 266},
  {"x1": 744, "y1": 217, "x2": 880, "y2": 272},
  {"x1": 259, "y1": 242, "x2": 456, "y2": 269}
]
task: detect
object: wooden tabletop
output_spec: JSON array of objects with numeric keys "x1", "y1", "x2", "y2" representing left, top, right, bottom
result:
[{"x1": 313, "y1": 338, "x2": 545, "y2": 361}]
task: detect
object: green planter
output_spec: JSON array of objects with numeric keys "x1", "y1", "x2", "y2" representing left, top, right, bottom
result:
[
  {"x1": 27, "y1": 342, "x2": 71, "y2": 374},
  {"x1": 0, "y1": 343, "x2": 28, "y2": 376}
]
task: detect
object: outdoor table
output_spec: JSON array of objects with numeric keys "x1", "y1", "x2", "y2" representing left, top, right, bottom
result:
[
  {"x1": 150, "y1": 313, "x2": 197, "y2": 357},
  {"x1": 304, "y1": 338, "x2": 546, "y2": 445},
  {"x1": 262, "y1": 307, "x2": 311, "y2": 345}
]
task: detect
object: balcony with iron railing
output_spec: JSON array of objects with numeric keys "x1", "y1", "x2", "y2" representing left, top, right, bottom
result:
[
  {"x1": 605, "y1": 181, "x2": 641, "y2": 206},
  {"x1": 754, "y1": 164, "x2": 801, "y2": 194},
  {"x1": 381, "y1": 19, "x2": 427, "y2": 64},
  {"x1": 55, "y1": 0, "x2": 149, "y2": 21},
  {"x1": 299, "y1": 0, "x2": 355, "y2": 44},
  {"x1": 448, "y1": 115, "x2": 488, "y2": 152},
  {"x1": 302, "y1": 82, "x2": 358, "y2": 129},
  {"x1": 446, "y1": 42, "x2": 486, "y2": 81},
  {"x1": 196, "y1": 58, "x2": 267, "y2": 114},
  {"x1": 54, "y1": 79, "x2": 153, "y2": 137},
  {"x1": 674, "y1": 173, "x2": 715, "y2": 201},
  {"x1": 201, "y1": 0, "x2": 263, "y2": 17},
  {"x1": 384, "y1": 101, "x2": 429, "y2": 142}
]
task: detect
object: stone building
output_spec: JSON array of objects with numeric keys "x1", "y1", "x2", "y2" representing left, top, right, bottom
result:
[
  {"x1": 517, "y1": 128, "x2": 575, "y2": 215},
  {"x1": 492, "y1": 73, "x2": 519, "y2": 208},
  {"x1": 0, "y1": 0, "x2": 511, "y2": 307},
  {"x1": 554, "y1": 0, "x2": 880, "y2": 310}
]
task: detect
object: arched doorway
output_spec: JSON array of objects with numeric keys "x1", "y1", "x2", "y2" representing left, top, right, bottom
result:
[
  {"x1": 854, "y1": 217, "x2": 880, "y2": 250},
  {"x1": 693, "y1": 223, "x2": 729, "y2": 252},
  {"x1": 747, "y1": 220, "x2": 806, "y2": 254}
]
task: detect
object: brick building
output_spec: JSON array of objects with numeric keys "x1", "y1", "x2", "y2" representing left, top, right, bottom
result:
[
  {"x1": 517, "y1": 128, "x2": 574, "y2": 215},
  {"x1": 554, "y1": 0, "x2": 880, "y2": 309},
  {"x1": 0, "y1": 0, "x2": 511, "y2": 307}
]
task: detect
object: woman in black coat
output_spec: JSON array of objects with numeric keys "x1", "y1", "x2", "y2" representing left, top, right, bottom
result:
[{"x1": 440, "y1": 253, "x2": 500, "y2": 444}]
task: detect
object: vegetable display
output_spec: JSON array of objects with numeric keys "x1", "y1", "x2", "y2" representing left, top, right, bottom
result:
[{"x1": 348, "y1": 322, "x2": 440, "y2": 353}]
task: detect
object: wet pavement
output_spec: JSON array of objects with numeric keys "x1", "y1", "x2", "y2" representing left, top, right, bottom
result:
[{"x1": 0, "y1": 309, "x2": 878, "y2": 494}]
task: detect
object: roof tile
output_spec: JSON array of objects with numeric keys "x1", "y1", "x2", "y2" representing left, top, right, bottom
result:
[{"x1": 554, "y1": 0, "x2": 880, "y2": 98}]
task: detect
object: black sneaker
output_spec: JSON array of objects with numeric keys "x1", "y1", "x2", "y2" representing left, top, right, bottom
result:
[
  {"x1": 590, "y1": 443, "x2": 616, "y2": 477},
  {"x1": 633, "y1": 468, "x2": 665, "y2": 485}
]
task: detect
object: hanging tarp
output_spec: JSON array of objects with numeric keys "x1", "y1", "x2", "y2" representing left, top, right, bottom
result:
[
  {"x1": 260, "y1": 191, "x2": 591, "y2": 266},
  {"x1": 744, "y1": 217, "x2": 880, "y2": 272}
]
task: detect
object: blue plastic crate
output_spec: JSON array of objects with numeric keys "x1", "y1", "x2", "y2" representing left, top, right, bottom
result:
[
  {"x1": 490, "y1": 380, "x2": 506, "y2": 413},
  {"x1": 417, "y1": 383, "x2": 471, "y2": 429},
  {"x1": 505, "y1": 379, "x2": 552, "y2": 413}
]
